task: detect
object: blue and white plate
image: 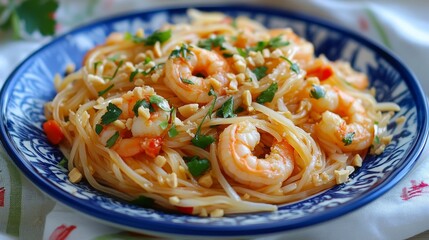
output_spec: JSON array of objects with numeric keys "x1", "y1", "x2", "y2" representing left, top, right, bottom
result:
[{"x1": 0, "y1": 5, "x2": 428, "y2": 238}]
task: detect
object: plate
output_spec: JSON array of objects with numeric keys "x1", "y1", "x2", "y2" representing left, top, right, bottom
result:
[{"x1": 1, "y1": 4, "x2": 428, "y2": 238}]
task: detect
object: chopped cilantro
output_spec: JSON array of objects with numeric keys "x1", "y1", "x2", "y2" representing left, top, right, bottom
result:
[
  {"x1": 95, "y1": 124, "x2": 103, "y2": 135},
  {"x1": 168, "y1": 124, "x2": 179, "y2": 137},
  {"x1": 309, "y1": 84, "x2": 326, "y2": 99},
  {"x1": 129, "y1": 69, "x2": 139, "y2": 82},
  {"x1": 184, "y1": 156, "x2": 211, "y2": 177},
  {"x1": 197, "y1": 35, "x2": 226, "y2": 50},
  {"x1": 181, "y1": 77, "x2": 194, "y2": 85},
  {"x1": 98, "y1": 84, "x2": 114, "y2": 97},
  {"x1": 252, "y1": 66, "x2": 268, "y2": 81},
  {"x1": 280, "y1": 56, "x2": 300, "y2": 74},
  {"x1": 144, "y1": 29, "x2": 172, "y2": 45},
  {"x1": 58, "y1": 157, "x2": 68, "y2": 168},
  {"x1": 222, "y1": 53, "x2": 234, "y2": 58},
  {"x1": 342, "y1": 132, "x2": 355, "y2": 146},
  {"x1": 105, "y1": 131, "x2": 120, "y2": 148},
  {"x1": 169, "y1": 44, "x2": 192, "y2": 59},
  {"x1": 93, "y1": 61, "x2": 102, "y2": 73},
  {"x1": 216, "y1": 97, "x2": 236, "y2": 118},
  {"x1": 101, "y1": 103, "x2": 122, "y2": 125},
  {"x1": 133, "y1": 99, "x2": 153, "y2": 116},
  {"x1": 237, "y1": 48, "x2": 248, "y2": 57},
  {"x1": 149, "y1": 95, "x2": 171, "y2": 111},
  {"x1": 267, "y1": 35, "x2": 289, "y2": 48},
  {"x1": 104, "y1": 60, "x2": 124, "y2": 80},
  {"x1": 107, "y1": 54, "x2": 120, "y2": 62},
  {"x1": 191, "y1": 89, "x2": 217, "y2": 148},
  {"x1": 256, "y1": 83, "x2": 278, "y2": 104},
  {"x1": 144, "y1": 56, "x2": 152, "y2": 64},
  {"x1": 130, "y1": 196, "x2": 155, "y2": 207},
  {"x1": 159, "y1": 120, "x2": 169, "y2": 130}
]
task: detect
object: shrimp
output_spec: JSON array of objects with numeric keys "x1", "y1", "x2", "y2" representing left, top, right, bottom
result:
[
  {"x1": 312, "y1": 85, "x2": 374, "y2": 152},
  {"x1": 218, "y1": 121, "x2": 295, "y2": 188},
  {"x1": 98, "y1": 87, "x2": 170, "y2": 158},
  {"x1": 164, "y1": 46, "x2": 230, "y2": 104}
]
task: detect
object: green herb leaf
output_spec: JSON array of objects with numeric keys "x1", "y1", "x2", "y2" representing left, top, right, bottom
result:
[
  {"x1": 58, "y1": 157, "x2": 68, "y2": 168},
  {"x1": 141, "y1": 63, "x2": 164, "y2": 76},
  {"x1": 133, "y1": 99, "x2": 154, "y2": 116},
  {"x1": 168, "y1": 124, "x2": 179, "y2": 137},
  {"x1": 98, "y1": 84, "x2": 114, "y2": 97},
  {"x1": 104, "y1": 60, "x2": 123, "y2": 80},
  {"x1": 14, "y1": 0, "x2": 58, "y2": 36},
  {"x1": 280, "y1": 56, "x2": 300, "y2": 74},
  {"x1": 144, "y1": 56, "x2": 152, "y2": 64},
  {"x1": 185, "y1": 156, "x2": 211, "y2": 177},
  {"x1": 191, "y1": 89, "x2": 217, "y2": 148},
  {"x1": 234, "y1": 106, "x2": 245, "y2": 114},
  {"x1": 252, "y1": 66, "x2": 268, "y2": 81},
  {"x1": 268, "y1": 35, "x2": 289, "y2": 48},
  {"x1": 95, "y1": 124, "x2": 103, "y2": 135},
  {"x1": 237, "y1": 48, "x2": 248, "y2": 57},
  {"x1": 169, "y1": 44, "x2": 192, "y2": 59},
  {"x1": 197, "y1": 35, "x2": 225, "y2": 50},
  {"x1": 149, "y1": 95, "x2": 171, "y2": 111},
  {"x1": 342, "y1": 132, "x2": 355, "y2": 146},
  {"x1": 217, "y1": 97, "x2": 236, "y2": 118},
  {"x1": 181, "y1": 77, "x2": 194, "y2": 85},
  {"x1": 129, "y1": 69, "x2": 139, "y2": 82},
  {"x1": 101, "y1": 103, "x2": 123, "y2": 125},
  {"x1": 256, "y1": 82, "x2": 278, "y2": 104},
  {"x1": 106, "y1": 131, "x2": 120, "y2": 148},
  {"x1": 130, "y1": 196, "x2": 155, "y2": 207},
  {"x1": 93, "y1": 61, "x2": 102, "y2": 73},
  {"x1": 250, "y1": 41, "x2": 268, "y2": 52},
  {"x1": 222, "y1": 53, "x2": 234, "y2": 58},
  {"x1": 159, "y1": 120, "x2": 169, "y2": 130},
  {"x1": 107, "y1": 54, "x2": 120, "y2": 62},
  {"x1": 374, "y1": 135, "x2": 380, "y2": 145},
  {"x1": 144, "y1": 29, "x2": 172, "y2": 46},
  {"x1": 309, "y1": 84, "x2": 326, "y2": 99}
]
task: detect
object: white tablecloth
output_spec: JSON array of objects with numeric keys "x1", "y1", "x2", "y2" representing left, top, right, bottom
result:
[{"x1": 1, "y1": 1, "x2": 428, "y2": 239}]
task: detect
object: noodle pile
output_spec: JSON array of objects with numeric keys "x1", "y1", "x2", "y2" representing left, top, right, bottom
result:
[{"x1": 44, "y1": 9, "x2": 400, "y2": 217}]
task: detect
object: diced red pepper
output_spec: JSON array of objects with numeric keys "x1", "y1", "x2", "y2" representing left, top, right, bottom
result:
[
  {"x1": 306, "y1": 64, "x2": 334, "y2": 81},
  {"x1": 141, "y1": 137, "x2": 163, "y2": 158},
  {"x1": 177, "y1": 206, "x2": 194, "y2": 215},
  {"x1": 43, "y1": 120, "x2": 64, "y2": 145}
]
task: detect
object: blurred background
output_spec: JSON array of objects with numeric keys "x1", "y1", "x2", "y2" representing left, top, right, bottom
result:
[{"x1": 0, "y1": 0, "x2": 428, "y2": 94}]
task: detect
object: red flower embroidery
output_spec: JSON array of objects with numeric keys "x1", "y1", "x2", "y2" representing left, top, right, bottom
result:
[
  {"x1": 400, "y1": 180, "x2": 429, "y2": 201},
  {"x1": 0, "y1": 187, "x2": 4, "y2": 207},
  {"x1": 49, "y1": 224, "x2": 77, "y2": 240},
  {"x1": 358, "y1": 16, "x2": 369, "y2": 32}
]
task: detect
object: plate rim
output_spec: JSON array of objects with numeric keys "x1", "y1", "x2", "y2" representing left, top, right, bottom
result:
[{"x1": 0, "y1": 3, "x2": 428, "y2": 237}]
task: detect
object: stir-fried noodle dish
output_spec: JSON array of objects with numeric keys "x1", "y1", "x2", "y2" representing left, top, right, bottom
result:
[{"x1": 43, "y1": 10, "x2": 401, "y2": 217}]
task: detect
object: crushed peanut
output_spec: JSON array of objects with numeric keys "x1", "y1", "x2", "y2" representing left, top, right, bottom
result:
[
  {"x1": 198, "y1": 174, "x2": 213, "y2": 188},
  {"x1": 210, "y1": 209, "x2": 224, "y2": 218},
  {"x1": 154, "y1": 155, "x2": 167, "y2": 167},
  {"x1": 178, "y1": 104, "x2": 199, "y2": 118},
  {"x1": 334, "y1": 169, "x2": 350, "y2": 184},
  {"x1": 169, "y1": 196, "x2": 180, "y2": 205},
  {"x1": 242, "y1": 90, "x2": 252, "y2": 107},
  {"x1": 138, "y1": 107, "x2": 151, "y2": 120},
  {"x1": 112, "y1": 119, "x2": 126, "y2": 129},
  {"x1": 68, "y1": 168, "x2": 82, "y2": 183},
  {"x1": 166, "y1": 173, "x2": 178, "y2": 188}
]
